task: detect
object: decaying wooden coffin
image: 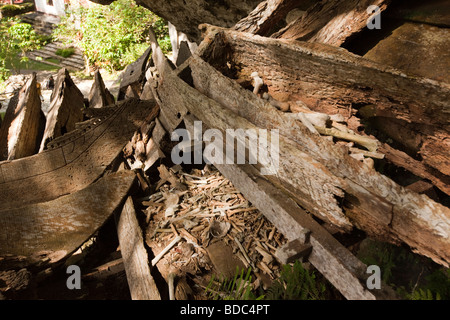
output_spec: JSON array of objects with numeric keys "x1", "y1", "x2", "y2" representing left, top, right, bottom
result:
[
  {"x1": 0, "y1": 97, "x2": 159, "y2": 266},
  {"x1": 146, "y1": 25, "x2": 450, "y2": 273}
]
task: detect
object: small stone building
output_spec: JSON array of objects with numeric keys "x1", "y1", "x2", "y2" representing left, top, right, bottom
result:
[{"x1": 34, "y1": 0, "x2": 65, "y2": 16}]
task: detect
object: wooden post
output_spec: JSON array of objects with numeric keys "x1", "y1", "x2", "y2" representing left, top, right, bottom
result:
[{"x1": 116, "y1": 197, "x2": 161, "y2": 300}]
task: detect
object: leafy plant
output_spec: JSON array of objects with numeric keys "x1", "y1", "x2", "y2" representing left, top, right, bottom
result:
[
  {"x1": 53, "y1": 0, "x2": 171, "y2": 72},
  {"x1": 55, "y1": 47, "x2": 75, "y2": 58},
  {"x1": 409, "y1": 288, "x2": 441, "y2": 300},
  {"x1": 205, "y1": 267, "x2": 264, "y2": 300},
  {"x1": 0, "y1": 18, "x2": 45, "y2": 81},
  {"x1": 265, "y1": 261, "x2": 326, "y2": 300}
]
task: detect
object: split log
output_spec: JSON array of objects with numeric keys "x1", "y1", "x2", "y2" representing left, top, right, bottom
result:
[
  {"x1": 147, "y1": 27, "x2": 450, "y2": 267},
  {"x1": 0, "y1": 171, "x2": 136, "y2": 267},
  {"x1": 233, "y1": 0, "x2": 305, "y2": 36},
  {"x1": 88, "y1": 70, "x2": 115, "y2": 108},
  {"x1": 39, "y1": 68, "x2": 84, "y2": 152},
  {"x1": 0, "y1": 73, "x2": 45, "y2": 161},
  {"x1": 198, "y1": 25, "x2": 449, "y2": 128},
  {"x1": 116, "y1": 197, "x2": 161, "y2": 300},
  {"x1": 0, "y1": 98, "x2": 159, "y2": 211},
  {"x1": 272, "y1": 0, "x2": 391, "y2": 46},
  {"x1": 198, "y1": 25, "x2": 450, "y2": 192}
]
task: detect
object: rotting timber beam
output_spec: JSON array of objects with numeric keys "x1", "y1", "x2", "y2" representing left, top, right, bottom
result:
[
  {"x1": 116, "y1": 196, "x2": 161, "y2": 300},
  {"x1": 233, "y1": 0, "x2": 304, "y2": 36},
  {"x1": 197, "y1": 25, "x2": 450, "y2": 181},
  {"x1": 146, "y1": 28, "x2": 398, "y2": 300}
]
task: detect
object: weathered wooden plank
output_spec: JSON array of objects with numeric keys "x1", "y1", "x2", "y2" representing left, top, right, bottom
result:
[
  {"x1": 364, "y1": 22, "x2": 450, "y2": 83},
  {"x1": 0, "y1": 171, "x2": 136, "y2": 266},
  {"x1": 118, "y1": 46, "x2": 151, "y2": 101},
  {"x1": 233, "y1": 0, "x2": 302, "y2": 36},
  {"x1": 0, "y1": 73, "x2": 45, "y2": 161},
  {"x1": 39, "y1": 68, "x2": 84, "y2": 152},
  {"x1": 0, "y1": 98, "x2": 159, "y2": 211},
  {"x1": 116, "y1": 197, "x2": 161, "y2": 300},
  {"x1": 88, "y1": 70, "x2": 115, "y2": 109},
  {"x1": 198, "y1": 25, "x2": 450, "y2": 129}
]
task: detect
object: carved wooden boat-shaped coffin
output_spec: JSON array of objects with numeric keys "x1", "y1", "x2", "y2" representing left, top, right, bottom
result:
[{"x1": 0, "y1": 98, "x2": 159, "y2": 266}]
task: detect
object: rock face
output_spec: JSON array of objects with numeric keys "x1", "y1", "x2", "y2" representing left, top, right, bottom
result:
[
  {"x1": 39, "y1": 68, "x2": 84, "y2": 152},
  {"x1": 0, "y1": 73, "x2": 45, "y2": 161},
  {"x1": 364, "y1": 22, "x2": 450, "y2": 83},
  {"x1": 135, "y1": 0, "x2": 262, "y2": 42},
  {"x1": 88, "y1": 70, "x2": 115, "y2": 108}
]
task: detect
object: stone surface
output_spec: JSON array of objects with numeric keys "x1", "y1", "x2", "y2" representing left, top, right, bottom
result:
[{"x1": 206, "y1": 241, "x2": 246, "y2": 279}]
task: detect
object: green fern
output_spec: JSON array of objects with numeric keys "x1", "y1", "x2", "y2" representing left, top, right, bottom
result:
[
  {"x1": 409, "y1": 288, "x2": 441, "y2": 300},
  {"x1": 266, "y1": 261, "x2": 326, "y2": 300},
  {"x1": 205, "y1": 267, "x2": 264, "y2": 300}
]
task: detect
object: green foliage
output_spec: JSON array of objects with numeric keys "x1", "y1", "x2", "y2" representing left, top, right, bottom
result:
[
  {"x1": 205, "y1": 262, "x2": 327, "y2": 301},
  {"x1": 205, "y1": 267, "x2": 264, "y2": 300},
  {"x1": 409, "y1": 288, "x2": 441, "y2": 300},
  {"x1": 265, "y1": 261, "x2": 326, "y2": 300},
  {"x1": 0, "y1": 18, "x2": 44, "y2": 82},
  {"x1": 358, "y1": 239, "x2": 450, "y2": 300},
  {"x1": 400, "y1": 268, "x2": 450, "y2": 300},
  {"x1": 55, "y1": 47, "x2": 75, "y2": 58},
  {"x1": 7, "y1": 22, "x2": 41, "y2": 54},
  {"x1": 53, "y1": 0, "x2": 171, "y2": 72}
]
